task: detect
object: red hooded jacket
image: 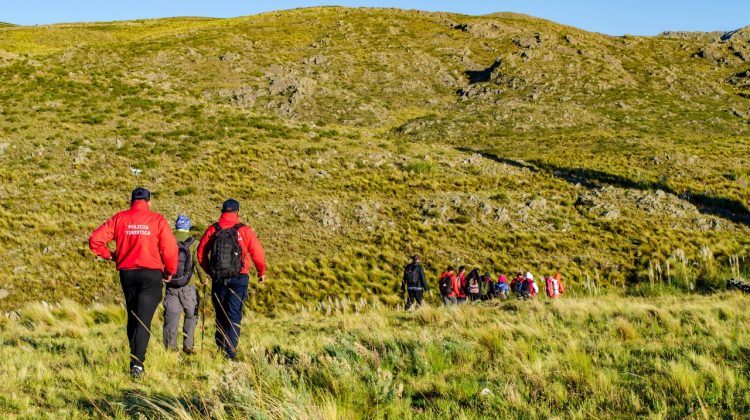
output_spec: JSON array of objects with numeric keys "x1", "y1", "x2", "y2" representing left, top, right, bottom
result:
[
  {"x1": 89, "y1": 200, "x2": 179, "y2": 274},
  {"x1": 197, "y1": 212, "x2": 266, "y2": 278},
  {"x1": 456, "y1": 271, "x2": 467, "y2": 298},
  {"x1": 440, "y1": 272, "x2": 461, "y2": 298}
]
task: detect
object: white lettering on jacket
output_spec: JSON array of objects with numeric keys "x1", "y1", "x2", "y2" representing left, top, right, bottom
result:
[{"x1": 125, "y1": 224, "x2": 151, "y2": 236}]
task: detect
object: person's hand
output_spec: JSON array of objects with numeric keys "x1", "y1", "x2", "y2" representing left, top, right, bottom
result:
[
  {"x1": 164, "y1": 274, "x2": 173, "y2": 283},
  {"x1": 258, "y1": 275, "x2": 265, "y2": 283},
  {"x1": 201, "y1": 279, "x2": 209, "y2": 286}
]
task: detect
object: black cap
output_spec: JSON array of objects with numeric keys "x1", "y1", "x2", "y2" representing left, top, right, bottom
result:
[
  {"x1": 131, "y1": 187, "x2": 151, "y2": 203},
  {"x1": 221, "y1": 198, "x2": 240, "y2": 213}
]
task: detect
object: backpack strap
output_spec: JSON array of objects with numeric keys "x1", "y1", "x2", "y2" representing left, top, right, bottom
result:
[
  {"x1": 231, "y1": 223, "x2": 244, "y2": 231},
  {"x1": 181, "y1": 236, "x2": 195, "y2": 246},
  {"x1": 213, "y1": 222, "x2": 222, "y2": 232}
]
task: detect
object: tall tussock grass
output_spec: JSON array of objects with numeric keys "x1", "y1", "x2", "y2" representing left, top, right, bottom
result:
[{"x1": 2, "y1": 293, "x2": 750, "y2": 417}]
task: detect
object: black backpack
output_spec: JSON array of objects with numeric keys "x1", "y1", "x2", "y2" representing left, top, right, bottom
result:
[
  {"x1": 209, "y1": 223, "x2": 244, "y2": 280},
  {"x1": 169, "y1": 237, "x2": 195, "y2": 288},
  {"x1": 439, "y1": 275, "x2": 453, "y2": 296},
  {"x1": 404, "y1": 263, "x2": 420, "y2": 288},
  {"x1": 517, "y1": 280, "x2": 530, "y2": 297}
]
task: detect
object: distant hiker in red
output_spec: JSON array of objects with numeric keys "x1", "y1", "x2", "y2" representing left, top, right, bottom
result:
[
  {"x1": 197, "y1": 199, "x2": 266, "y2": 360},
  {"x1": 438, "y1": 266, "x2": 460, "y2": 305},
  {"x1": 89, "y1": 187, "x2": 178, "y2": 379},
  {"x1": 546, "y1": 272, "x2": 565, "y2": 299},
  {"x1": 456, "y1": 266, "x2": 468, "y2": 304}
]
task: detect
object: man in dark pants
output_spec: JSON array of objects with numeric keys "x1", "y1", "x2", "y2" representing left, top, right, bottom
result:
[
  {"x1": 402, "y1": 254, "x2": 429, "y2": 309},
  {"x1": 197, "y1": 199, "x2": 266, "y2": 360},
  {"x1": 89, "y1": 188, "x2": 178, "y2": 378}
]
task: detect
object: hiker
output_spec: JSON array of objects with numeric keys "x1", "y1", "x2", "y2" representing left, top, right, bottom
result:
[
  {"x1": 510, "y1": 272, "x2": 524, "y2": 296},
  {"x1": 162, "y1": 214, "x2": 207, "y2": 354},
  {"x1": 466, "y1": 268, "x2": 481, "y2": 302},
  {"x1": 525, "y1": 272, "x2": 539, "y2": 299},
  {"x1": 456, "y1": 266, "x2": 468, "y2": 304},
  {"x1": 545, "y1": 272, "x2": 565, "y2": 299},
  {"x1": 438, "y1": 266, "x2": 460, "y2": 305},
  {"x1": 89, "y1": 188, "x2": 178, "y2": 378},
  {"x1": 197, "y1": 199, "x2": 266, "y2": 360},
  {"x1": 402, "y1": 254, "x2": 429, "y2": 309},
  {"x1": 480, "y1": 272, "x2": 494, "y2": 300},
  {"x1": 495, "y1": 274, "x2": 510, "y2": 299}
]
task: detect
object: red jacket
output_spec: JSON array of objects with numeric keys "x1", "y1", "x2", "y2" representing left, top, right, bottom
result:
[
  {"x1": 89, "y1": 201, "x2": 179, "y2": 274},
  {"x1": 456, "y1": 272, "x2": 467, "y2": 298},
  {"x1": 440, "y1": 272, "x2": 461, "y2": 298},
  {"x1": 197, "y1": 212, "x2": 266, "y2": 278}
]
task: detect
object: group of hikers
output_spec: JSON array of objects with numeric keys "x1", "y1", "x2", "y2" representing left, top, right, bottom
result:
[
  {"x1": 89, "y1": 188, "x2": 266, "y2": 378},
  {"x1": 402, "y1": 255, "x2": 565, "y2": 309},
  {"x1": 87, "y1": 188, "x2": 566, "y2": 379}
]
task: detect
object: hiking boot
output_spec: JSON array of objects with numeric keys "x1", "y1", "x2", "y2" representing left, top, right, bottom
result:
[
  {"x1": 130, "y1": 364, "x2": 145, "y2": 379},
  {"x1": 183, "y1": 347, "x2": 196, "y2": 355}
]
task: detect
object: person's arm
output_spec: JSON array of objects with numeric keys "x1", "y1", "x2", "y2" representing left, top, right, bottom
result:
[
  {"x1": 452, "y1": 276, "x2": 460, "y2": 296},
  {"x1": 419, "y1": 266, "x2": 428, "y2": 292},
  {"x1": 158, "y1": 217, "x2": 179, "y2": 276},
  {"x1": 242, "y1": 227, "x2": 266, "y2": 278},
  {"x1": 196, "y1": 226, "x2": 214, "y2": 276},
  {"x1": 89, "y1": 216, "x2": 116, "y2": 260}
]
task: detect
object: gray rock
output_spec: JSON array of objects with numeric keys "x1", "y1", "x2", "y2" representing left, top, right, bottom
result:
[
  {"x1": 0, "y1": 289, "x2": 8, "y2": 299},
  {"x1": 219, "y1": 52, "x2": 239, "y2": 62}
]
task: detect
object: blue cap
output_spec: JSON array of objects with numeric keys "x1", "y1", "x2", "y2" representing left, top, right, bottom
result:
[{"x1": 175, "y1": 214, "x2": 192, "y2": 231}]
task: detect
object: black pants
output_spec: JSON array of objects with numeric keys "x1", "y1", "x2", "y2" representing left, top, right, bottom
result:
[
  {"x1": 120, "y1": 269, "x2": 163, "y2": 368},
  {"x1": 405, "y1": 289, "x2": 424, "y2": 310}
]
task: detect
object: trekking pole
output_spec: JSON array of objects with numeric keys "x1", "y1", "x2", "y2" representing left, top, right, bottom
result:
[{"x1": 201, "y1": 283, "x2": 207, "y2": 353}]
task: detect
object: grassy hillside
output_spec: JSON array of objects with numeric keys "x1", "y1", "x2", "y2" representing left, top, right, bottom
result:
[
  {"x1": 2, "y1": 293, "x2": 749, "y2": 417},
  {"x1": 0, "y1": 7, "x2": 748, "y2": 311}
]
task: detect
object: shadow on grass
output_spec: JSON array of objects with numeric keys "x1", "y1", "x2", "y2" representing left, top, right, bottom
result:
[{"x1": 457, "y1": 147, "x2": 750, "y2": 228}]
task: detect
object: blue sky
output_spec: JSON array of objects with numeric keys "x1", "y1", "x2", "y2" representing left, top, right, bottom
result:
[{"x1": 2, "y1": 1, "x2": 749, "y2": 36}]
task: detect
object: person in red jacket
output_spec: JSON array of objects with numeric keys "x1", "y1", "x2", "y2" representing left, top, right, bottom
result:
[
  {"x1": 439, "y1": 266, "x2": 461, "y2": 305},
  {"x1": 197, "y1": 199, "x2": 266, "y2": 360},
  {"x1": 89, "y1": 188, "x2": 178, "y2": 378},
  {"x1": 456, "y1": 266, "x2": 468, "y2": 304},
  {"x1": 546, "y1": 272, "x2": 565, "y2": 299}
]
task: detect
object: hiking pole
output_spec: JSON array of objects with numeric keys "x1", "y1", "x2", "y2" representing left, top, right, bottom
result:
[{"x1": 201, "y1": 283, "x2": 207, "y2": 353}]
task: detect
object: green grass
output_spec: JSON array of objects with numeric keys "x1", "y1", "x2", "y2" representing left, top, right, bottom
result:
[
  {"x1": 2, "y1": 293, "x2": 750, "y2": 417},
  {"x1": 0, "y1": 7, "x2": 748, "y2": 314}
]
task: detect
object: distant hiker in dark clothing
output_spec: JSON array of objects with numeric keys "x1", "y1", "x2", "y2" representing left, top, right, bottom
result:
[
  {"x1": 162, "y1": 214, "x2": 207, "y2": 354},
  {"x1": 480, "y1": 272, "x2": 494, "y2": 300},
  {"x1": 466, "y1": 268, "x2": 481, "y2": 302},
  {"x1": 197, "y1": 199, "x2": 266, "y2": 360},
  {"x1": 510, "y1": 272, "x2": 524, "y2": 296},
  {"x1": 439, "y1": 266, "x2": 460, "y2": 305},
  {"x1": 89, "y1": 188, "x2": 178, "y2": 379},
  {"x1": 402, "y1": 254, "x2": 429, "y2": 310},
  {"x1": 456, "y1": 266, "x2": 468, "y2": 304}
]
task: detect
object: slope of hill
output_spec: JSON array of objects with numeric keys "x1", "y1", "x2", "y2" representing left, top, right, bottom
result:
[
  {"x1": 2, "y1": 294, "x2": 749, "y2": 417},
  {"x1": 0, "y1": 7, "x2": 748, "y2": 311}
]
